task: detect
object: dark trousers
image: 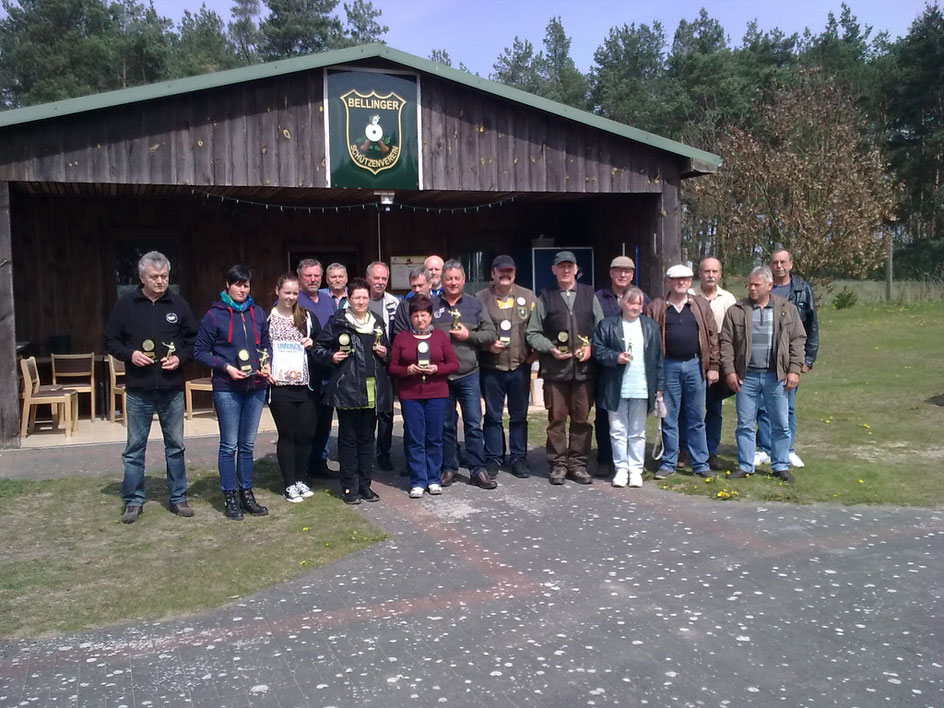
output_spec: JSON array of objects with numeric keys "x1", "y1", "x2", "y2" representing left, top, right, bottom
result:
[
  {"x1": 544, "y1": 378, "x2": 594, "y2": 472},
  {"x1": 401, "y1": 397, "x2": 448, "y2": 488},
  {"x1": 337, "y1": 408, "x2": 376, "y2": 494},
  {"x1": 269, "y1": 385, "x2": 318, "y2": 489},
  {"x1": 309, "y1": 402, "x2": 334, "y2": 473},
  {"x1": 481, "y1": 364, "x2": 531, "y2": 465},
  {"x1": 375, "y1": 380, "x2": 393, "y2": 459},
  {"x1": 595, "y1": 408, "x2": 612, "y2": 465}
]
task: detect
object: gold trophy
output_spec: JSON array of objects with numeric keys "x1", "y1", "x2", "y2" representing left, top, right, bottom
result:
[
  {"x1": 338, "y1": 332, "x2": 352, "y2": 354},
  {"x1": 577, "y1": 335, "x2": 591, "y2": 358},
  {"x1": 556, "y1": 331, "x2": 569, "y2": 354},
  {"x1": 162, "y1": 341, "x2": 176, "y2": 361},
  {"x1": 373, "y1": 326, "x2": 384, "y2": 350},
  {"x1": 499, "y1": 320, "x2": 512, "y2": 345},
  {"x1": 257, "y1": 348, "x2": 269, "y2": 374},
  {"x1": 449, "y1": 309, "x2": 462, "y2": 331},
  {"x1": 623, "y1": 337, "x2": 633, "y2": 360},
  {"x1": 237, "y1": 348, "x2": 252, "y2": 374},
  {"x1": 142, "y1": 339, "x2": 156, "y2": 360}
]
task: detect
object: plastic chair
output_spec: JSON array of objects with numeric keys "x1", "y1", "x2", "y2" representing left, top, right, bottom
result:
[
  {"x1": 107, "y1": 355, "x2": 127, "y2": 426},
  {"x1": 51, "y1": 353, "x2": 96, "y2": 422},
  {"x1": 20, "y1": 356, "x2": 77, "y2": 438}
]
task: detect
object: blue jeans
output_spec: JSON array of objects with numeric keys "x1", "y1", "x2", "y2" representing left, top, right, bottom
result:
[
  {"x1": 121, "y1": 389, "x2": 187, "y2": 505},
  {"x1": 480, "y1": 365, "x2": 530, "y2": 465},
  {"x1": 443, "y1": 372, "x2": 486, "y2": 474},
  {"x1": 736, "y1": 372, "x2": 790, "y2": 473},
  {"x1": 660, "y1": 357, "x2": 709, "y2": 474},
  {"x1": 401, "y1": 397, "x2": 448, "y2": 488},
  {"x1": 756, "y1": 383, "x2": 798, "y2": 454},
  {"x1": 214, "y1": 388, "x2": 267, "y2": 492}
]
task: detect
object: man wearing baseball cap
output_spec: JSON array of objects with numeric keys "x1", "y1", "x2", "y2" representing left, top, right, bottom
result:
[
  {"x1": 526, "y1": 250, "x2": 605, "y2": 485},
  {"x1": 645, "y1": 264, "x2": 720, "y2": 480},
  {"x1": 476, "y1": 255, "x2": 537, "y2": 479},
  {"x1": 594, "y1": 255, "x2": 648, "y2": 478}
]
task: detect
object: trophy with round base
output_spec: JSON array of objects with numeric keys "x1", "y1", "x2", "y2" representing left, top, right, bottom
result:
[
  {"x1": 142, "y1": 339, "x2": 156, "y2": 361},
  {"x1": 237, "y1": 348, "x2": 253, "y2": 374},
  {"x1": 338, "y1": 332, "x2": 353, "y2": 355},
  {"x1": 556, "y1": 331, "x2": 569, "y2": 354},
  {"x1": 416, "y1": 340, "x2": 431, "y2": 382},
  {"x1": 499, "y1": 319, "x2": 512, "y2": 345}
]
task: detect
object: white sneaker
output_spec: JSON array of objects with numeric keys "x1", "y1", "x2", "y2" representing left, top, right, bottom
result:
[
  {"x1": 409, "y1": 487, "x2": 424, "y2": 499},
  {"x1": 612, "y1": 470, "x2": 629, "y2": 488},
  {"x1": 753, "y1": 451, "x2": 771, "y2": 466},
  {"x1": 789, "y1": 451, "x2": 805, "y2": 468},
  {"x1": 284, "y1": 484, "x2": 303, "y2": 503},
  {"x1": 295, "y1": 481, "x2": 314, "y2": 498},
  {"x1": 629, "y1": 471, "x2": 643, "y2": 488},
  {"x1": 428, "y1": 483, "x2": 443, "y2": 495}
]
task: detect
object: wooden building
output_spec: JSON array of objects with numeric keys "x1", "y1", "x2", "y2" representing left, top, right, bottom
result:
[{"x1": 0, "y1": 44, "x2": 720, "y2": 446}]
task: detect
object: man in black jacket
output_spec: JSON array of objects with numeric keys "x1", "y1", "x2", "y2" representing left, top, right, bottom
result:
[
  {"x1": 756, "y1": 249, "x2": 819, "y2": 469},
  {"x1": 104, "y1": 251, "x2": 198, "y2": 523}
]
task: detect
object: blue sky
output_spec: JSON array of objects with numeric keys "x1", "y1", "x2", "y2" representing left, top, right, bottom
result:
[{"x1": 153, "y1": 0, "x2": 934, "y2": 75}]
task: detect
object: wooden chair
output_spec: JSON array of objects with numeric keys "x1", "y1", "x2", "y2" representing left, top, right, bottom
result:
[
  {"x1": 51, "y1": 353, "x2": 96, "y2": 422},
  {"x1": 185, "y1": 377, "x2": 214, "y2": 419},
  {"x1": 107, "y1": 355, "x2": 127, "y2": 426},
  {"x1": 20, "y1": 356, "x2": 78, "y2": 438}
]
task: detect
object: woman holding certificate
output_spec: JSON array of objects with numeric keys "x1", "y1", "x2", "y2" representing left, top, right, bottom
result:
[
  {"x1": 388, "y1": 294, "x2": 459, "y2": 499},
  {"x1": 194, "y1": 264, "x2": 272, "y2": 520},
  {"x1": 314, "y1": 278, "x2": 391, "y2": 505},
  {"x1": 591, "y1": 287, "x2": 664, "y2": 489},
  {"x1": 267, "y1": 274, "x2": 322, "y2": 503}
]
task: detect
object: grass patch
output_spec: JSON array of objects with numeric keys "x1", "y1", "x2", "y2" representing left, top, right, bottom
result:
[
  {"x1": 0, "y1": 457, "x2": 385, "y2": 639},
  {"x1": 530, "y1": 303, "x2": 944, "y2": 506}
]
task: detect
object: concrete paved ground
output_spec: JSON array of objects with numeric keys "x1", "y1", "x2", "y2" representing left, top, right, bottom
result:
[{"x1": 1, "y1": 442, "x2": 942, "y2": 707}]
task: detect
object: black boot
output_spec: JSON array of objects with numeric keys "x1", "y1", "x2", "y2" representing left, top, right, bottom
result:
[
  {"x1": 239, "y1": 488, "x2": 268, "y2": 516},
  {"x1": 223, "y1": 490, "x2": 243, "y2": 520}
]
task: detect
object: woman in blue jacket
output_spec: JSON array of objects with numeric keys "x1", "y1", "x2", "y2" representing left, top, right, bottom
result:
[
  {"x1": 194, "y1": 264, "x2": 272, "y2": 520},
  {"x1": 592, "y1": 287, "x2": 664, "y2": 488}
]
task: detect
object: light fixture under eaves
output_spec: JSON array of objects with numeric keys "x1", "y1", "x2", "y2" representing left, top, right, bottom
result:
[{"x1": 375, "y1": 191, "x2": 395, "y2": 206}]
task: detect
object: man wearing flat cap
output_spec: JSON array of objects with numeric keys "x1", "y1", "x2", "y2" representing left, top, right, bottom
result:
[
  {"x1": 594, "y1": 255, "x2": 648, "y2": 478},
  {"x1": 477, "y1": 255, "x2": 536, "y2": 479},
  {"x1": 527, "y1": 251, "x2": 605, "y2": 485},
  {"x1": 645, "y1": 264, "x2": 720, "y2": 480}
]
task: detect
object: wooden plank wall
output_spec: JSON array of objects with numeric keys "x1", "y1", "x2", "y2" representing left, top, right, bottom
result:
[
  {"x1": 0, "y1": 73, "x2": 328, "y2": 188},
  {"x1": 0, "y1": 182, "x2": 18, "y2": 446},
  {"x1": 9, "y1": 190, "x2": 654, "y2": 357},
  {"x1": 0, "y1": 68, "x2": 685, "y2": 198},
  {"x1": 421, "y1": 77, "x2": 670, "y2": 194}
]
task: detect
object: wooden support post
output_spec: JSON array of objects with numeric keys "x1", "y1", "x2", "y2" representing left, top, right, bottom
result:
[
  {"x1": 0, "y1": 181, "x2": 19, "y2": 448},
  {"x1": 650, "y1": 167, "x2": 682, "y2": 295}
]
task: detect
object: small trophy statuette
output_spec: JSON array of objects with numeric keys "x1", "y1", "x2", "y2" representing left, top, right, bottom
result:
[
  {"x1": 142, "y1": 339, "x2": 156, "y2": 360},
  {"x1": 449, "y1": 308, "x2": 462, "y2": 331},
  {"x1": 623, "y1": 338, "x2": 633, "y2": 360},
  {"x1": 373, "y1": 326, "x2": 384, "y2": 349},
  {"x1": 577, "y1": 335, "x2": 591, "y2": 357},
  {"x1": 162, "y1": 341, "x2": 176, "y2": 360},
  {"x1": 237, "y1": 348, "x2": 252, "y2": 374},
  {"x1": 257, "y1": 348, "x2": 269, "y2": 372},
  {"x1": 556, "y1": 331, "x2": 569, "y2": 354},
  {"x1": 499, "y1": 319, "x2": 512, "y2": 345},
  {"x1": 338, "y1": 332, "x2": 352, "y2": 354}
]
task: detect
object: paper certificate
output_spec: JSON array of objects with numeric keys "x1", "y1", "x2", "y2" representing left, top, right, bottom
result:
[{"x1": 271, "y1": 341, "x2": 306, "y2": 384}]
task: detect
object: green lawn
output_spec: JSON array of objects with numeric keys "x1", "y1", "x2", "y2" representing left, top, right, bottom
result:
[
  {"x1": 0, "y1": 458, "x2": 385, "y2": 638},
  {"x1": 531, "y1": 302, "x2": 944, "y2": 505}
]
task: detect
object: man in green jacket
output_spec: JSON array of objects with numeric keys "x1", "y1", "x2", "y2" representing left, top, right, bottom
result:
[{"x1": 720, "y1": 266, "x2": 807, "y2": 483}]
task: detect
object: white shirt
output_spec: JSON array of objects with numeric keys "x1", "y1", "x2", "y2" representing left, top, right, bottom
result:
[{"x1": 694, "y1": 284, "x2": 737, "y2": 330}]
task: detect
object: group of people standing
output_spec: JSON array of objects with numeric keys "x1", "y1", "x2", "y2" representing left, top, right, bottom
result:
[{"x1": 105, "y1": 246, "x2": 817, "y2": 523}]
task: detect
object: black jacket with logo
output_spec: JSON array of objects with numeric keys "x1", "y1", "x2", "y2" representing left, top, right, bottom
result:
[{"x1": 104, "y1": 288, "x2": 198, "y2": 391}]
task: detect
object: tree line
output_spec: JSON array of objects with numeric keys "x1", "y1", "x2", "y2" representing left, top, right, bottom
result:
[{"x1": 0, "y1": 1, "x2": 940, "y2": 279}]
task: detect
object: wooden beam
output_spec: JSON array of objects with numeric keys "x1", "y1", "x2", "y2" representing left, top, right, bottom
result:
[{"x1": 0, "y1": 181, "x2": 19, "y2": 448}]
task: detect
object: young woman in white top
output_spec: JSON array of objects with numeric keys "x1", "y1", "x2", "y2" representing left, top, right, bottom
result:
[{"x1": 267, "y1": 274, "x2": 322, "y2": 502}]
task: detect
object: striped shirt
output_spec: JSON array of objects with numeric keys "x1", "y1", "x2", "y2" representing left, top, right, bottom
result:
[{"x1": 748, "y1": 301, "x2": 774, "y2": 371}]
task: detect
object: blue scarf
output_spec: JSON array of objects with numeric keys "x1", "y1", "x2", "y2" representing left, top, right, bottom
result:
[{"x1": 220, "y1": 290, "x2": 254, "y2": 312}]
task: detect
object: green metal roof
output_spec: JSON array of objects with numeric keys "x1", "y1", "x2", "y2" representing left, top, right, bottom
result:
[{"x1": 0, "y1": 43, "x2": 721, "y2": 173}]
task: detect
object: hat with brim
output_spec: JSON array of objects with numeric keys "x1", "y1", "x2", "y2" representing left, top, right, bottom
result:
[
  {"x1": 553, "y1": 250, "x2": 577, "y2": 265},
  {"x1": 666, "y1": 264, "x2": 694, "y2": 278}
]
